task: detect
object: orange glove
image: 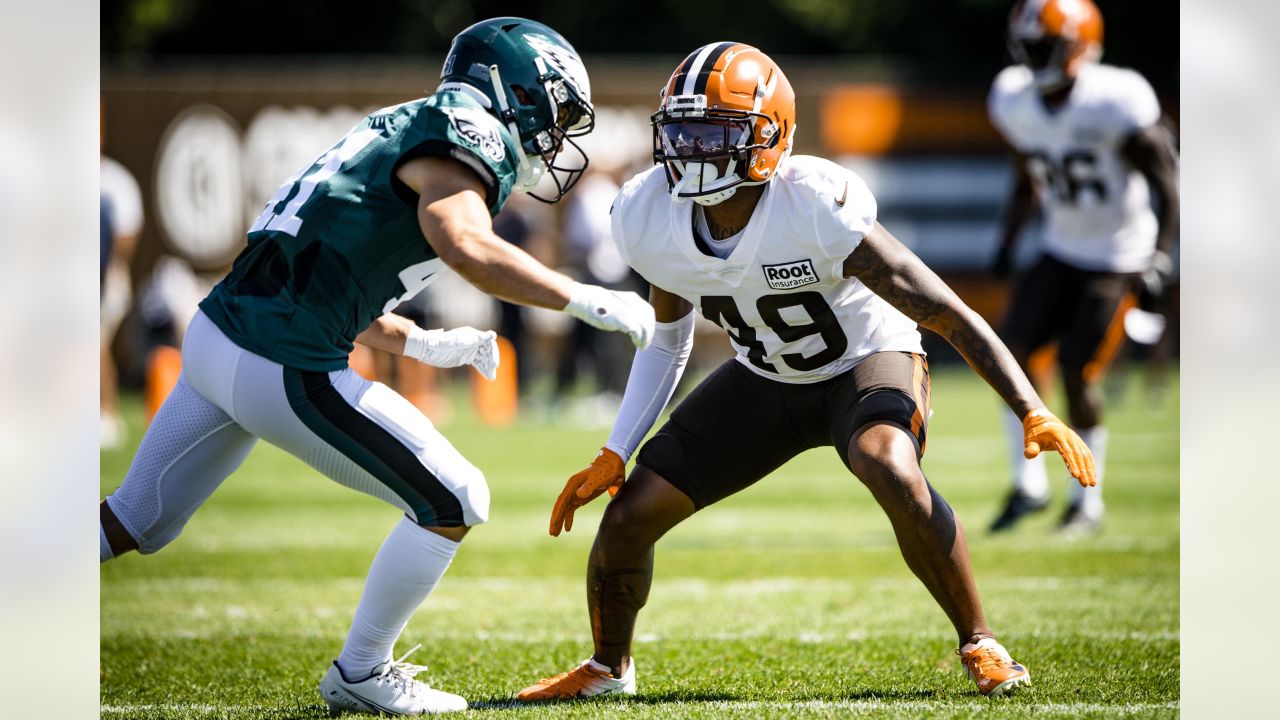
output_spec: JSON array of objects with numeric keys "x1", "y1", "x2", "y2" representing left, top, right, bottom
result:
[
  {"x1": 1022, "y1": 409, "x2": 1098, "y2": 487},
  {"x1": 550, "y1": 448, "x2": 625, "y2": 537}
]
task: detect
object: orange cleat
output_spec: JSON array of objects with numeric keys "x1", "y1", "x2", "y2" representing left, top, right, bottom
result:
[
  {"x1": 958, "y1": 638, "x2": 1031, "y2": 697},
  {"x1": 516, "y1": 659, "x2": 636, "y2": 702}
]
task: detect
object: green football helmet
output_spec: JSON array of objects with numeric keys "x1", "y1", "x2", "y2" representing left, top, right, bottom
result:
[{"x1": 440, "y1": 17, "x2": 595, "y2": 203}]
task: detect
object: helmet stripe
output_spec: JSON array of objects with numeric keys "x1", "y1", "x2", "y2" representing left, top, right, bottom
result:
[
  {"x1": 678, "y1": 42, "x2": 732, "y2": 96},
  {"x1": 690, "y1": 42, "x2": 737, "y2": 96},
  {"x1": 670, "y1": 50, "x2": 701, "y2": 96}
]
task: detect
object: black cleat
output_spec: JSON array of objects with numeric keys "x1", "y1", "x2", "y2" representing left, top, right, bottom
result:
[
  {"x1": 1057, "y1": 502, "x2": 1102, "y2": 536},
  {"x1": 989, "y1": 489, "x2": 1050, "y2": 533}
]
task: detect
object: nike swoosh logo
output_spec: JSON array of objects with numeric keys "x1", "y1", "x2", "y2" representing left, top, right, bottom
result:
[
  {"x1": 343, "y1": 687, "x2": 401, "y2": 716},
  {"x1": 835, "y1": 182, "x2": 848, "y2": 208}
]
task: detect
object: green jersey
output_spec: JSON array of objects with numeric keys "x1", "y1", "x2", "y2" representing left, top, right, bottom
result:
[{"x1": 199, "y1": 89, "x2": 520, "y2": 371}]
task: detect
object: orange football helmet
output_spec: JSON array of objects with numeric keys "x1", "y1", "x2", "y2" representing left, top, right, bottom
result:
[
  {"x1": 651, "y1": 42, "x2": 796, "y2": 205},
  {"x1": 1008, "y1": 0, "x2": 1103, "y2": 91}
]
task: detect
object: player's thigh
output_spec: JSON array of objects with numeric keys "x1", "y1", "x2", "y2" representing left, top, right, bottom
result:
[
  {"x1": 1057, "y1": 270, "x2": 1138, "y2": 384},
  {"x1": 232, "y1": 356, "x2": 487, "y2": 528},
  {"x1": 830, "y1": 351, "x2": 931, "y2": 470},
  {"x1": 636, "y1": 360, "x2": 811, "y2": 510},
  {"x1": 1000, "y1": 255, "x2": 1075, "y2": 356},
  {"x1": 106, "y1": 375, "x2": 257, "y2": 552}
]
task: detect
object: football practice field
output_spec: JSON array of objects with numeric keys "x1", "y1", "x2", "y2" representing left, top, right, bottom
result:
[{"x1": 100, "y1": 365, "x2": 1179, "y2": 719}]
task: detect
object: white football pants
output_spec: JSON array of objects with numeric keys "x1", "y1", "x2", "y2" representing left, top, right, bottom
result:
[{"x1": 105, "y1": 310, "x2": 489, "y2": 554}]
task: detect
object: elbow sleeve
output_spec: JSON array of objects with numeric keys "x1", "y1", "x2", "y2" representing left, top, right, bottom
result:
[{"x1": 604, "y1": 311, "x2": 695, "y2": 462}]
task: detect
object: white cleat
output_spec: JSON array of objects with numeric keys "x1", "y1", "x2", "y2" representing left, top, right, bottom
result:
[{"x1": 318, "y1": 645, "x2": 467, "y2": 716}]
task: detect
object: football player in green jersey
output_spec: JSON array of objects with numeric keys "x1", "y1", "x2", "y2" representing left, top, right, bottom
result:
[{"x1": 99, "y1": 18, "x2": 654, "y2": 716}]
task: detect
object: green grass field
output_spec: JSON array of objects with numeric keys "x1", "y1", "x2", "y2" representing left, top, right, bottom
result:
[{"x1": 100, "y1": 366, "x2": 1179, "y2": 719}]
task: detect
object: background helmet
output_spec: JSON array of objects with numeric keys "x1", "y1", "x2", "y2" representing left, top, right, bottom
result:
[
  {"x1": 1008, "y1": 0, "x2": 1103, "y2": 92},
  {"x1": 440, "y1": 17, "x2": 595, "y2": 202},
  {"x1": 651, "y1": 43, "x2": 796, "y2": 206}
]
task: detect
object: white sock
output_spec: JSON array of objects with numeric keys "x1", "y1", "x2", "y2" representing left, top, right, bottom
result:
[
  {"x1": 1070, "y1": 426, "x2": 1107, "y2": 518},
  {"x1": 1003, "y1": 409, "x2": 1049, "y2": 499},
  {"x1": 100, "y1": 522, "x2": 114, "y2": 563},
  {"x1": 337, "y1": 515, "x2": 460, "y2": 679},
  {"x1": 960, "y1": 637, "x2": 1001, "y2": 653}
]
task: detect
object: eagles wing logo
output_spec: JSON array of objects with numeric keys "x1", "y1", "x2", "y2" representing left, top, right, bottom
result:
[
  {"x1": 441, "y1": 106, "x2": 506, "y2": 164},
  {"x1": 525, "y1": 34, "x2": 591, "y2": 99}
]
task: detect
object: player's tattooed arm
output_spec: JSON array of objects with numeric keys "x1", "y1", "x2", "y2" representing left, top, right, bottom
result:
[{"x1": 843, "y1": 222, "x2": 1045, "y2": 419}]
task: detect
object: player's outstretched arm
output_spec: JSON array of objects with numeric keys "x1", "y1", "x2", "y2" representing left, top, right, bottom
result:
[
  {"x1": 397, "y1": 156, "x2": 655, "y2": 349},
  {"x1": 400, "y1": 156, "x2": 576, "y2": 309},
  {"x1": 549, "y1": 287, "x2": 694, "y2": 536},
  {"x1": 843, "y1": 223, "x2": 1096, "y2": 486},
  {"x1": 355, "y1": 313, "x2": 499, "y2": 380}
]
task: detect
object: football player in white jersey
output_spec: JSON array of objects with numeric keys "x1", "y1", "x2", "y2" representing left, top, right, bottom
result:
[
  {"x1": 516, "y1": 43, "x2": 1097, "y2": 701},
  {"x1": 986, "y1": 0, "x2": 1179, "y2": 534}
]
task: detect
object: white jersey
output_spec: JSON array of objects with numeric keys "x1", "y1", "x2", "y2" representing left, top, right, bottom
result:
[
  {"x1": 988, "y1": 63, "x2": 1161, "y2": 272},
  {"x1": 611, "y1": 155, "x2": 923, "y2": 385}
]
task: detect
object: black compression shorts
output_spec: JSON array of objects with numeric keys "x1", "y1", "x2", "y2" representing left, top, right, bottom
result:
[{"x1": 636, "y1": 352, "x2": 930, "y2": 510}]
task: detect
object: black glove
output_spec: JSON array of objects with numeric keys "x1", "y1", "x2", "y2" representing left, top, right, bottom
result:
[
  {"x1": 1137, "y1": 250, "x2": 1174, "y2": 309},
  {"x1": 990, "y1": 244, "x2": 1014, "y2": 280}
]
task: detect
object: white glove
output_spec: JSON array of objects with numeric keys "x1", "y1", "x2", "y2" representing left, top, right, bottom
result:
[
  {"x1": 404, "y1": 326, "x2": 499, "y2": 381},
  {"x1": 563, "y1": 282, "x2": 655, "y2": 351}
]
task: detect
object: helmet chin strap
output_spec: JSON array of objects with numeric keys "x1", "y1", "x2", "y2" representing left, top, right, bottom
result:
[{"x1": 488, "y1": 64, "x2": 546, "y2": 192}]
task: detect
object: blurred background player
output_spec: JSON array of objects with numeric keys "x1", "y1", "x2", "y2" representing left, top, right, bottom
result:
[
  {"x1": 98, "y1": 17, "x2": 653, "y2": 717},
  {"x1": 100, "y1": 145, "x2": 144, "y2": 448},
  {"x1": 491, "y1": 194, "x2": 542, "y2": 398},
  {"x1": 986, "y1": 0, "x2": 1179, "y2": 534},
  {"x1": 553, "y1": 163, "x2": 646, "y2": 421},
  {"x1": 518, "y1": 43, "x2": 1095, "y2": 702}
]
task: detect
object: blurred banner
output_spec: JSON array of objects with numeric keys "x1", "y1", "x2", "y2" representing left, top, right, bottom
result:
[
  {"x1": 102, "y1": 58, "x2": 1011, "y2": 276},
  {"x1": 102, "y1": 57, "x2": 1177, "y2": 366}
]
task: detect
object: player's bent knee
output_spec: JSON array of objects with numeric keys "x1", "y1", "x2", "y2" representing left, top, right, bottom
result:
[
  {"x1": 443, "y1": 460, "x2": 490, "y2": 527},
  {"x1": 847, "y1": 423, "x2": 923, "y2": 490},
  {"x1": 104, "y1": 494, "x2": 194, "y2": 555},
  {"x1": 598, "y1": 497, "x2": 658, "y2": 548},
  {"x1": 422, "y1": 524, "x2": 471, "y2": 542},
  {"x1": 598, "y1": 500, "x2": 636, "y2": 539},
  {"x1": 848, "y1": 422, "x2": 911, "y2": 466},
  {"x1": 134, "y1": 512, "x2": 195, "y2": 554}
]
